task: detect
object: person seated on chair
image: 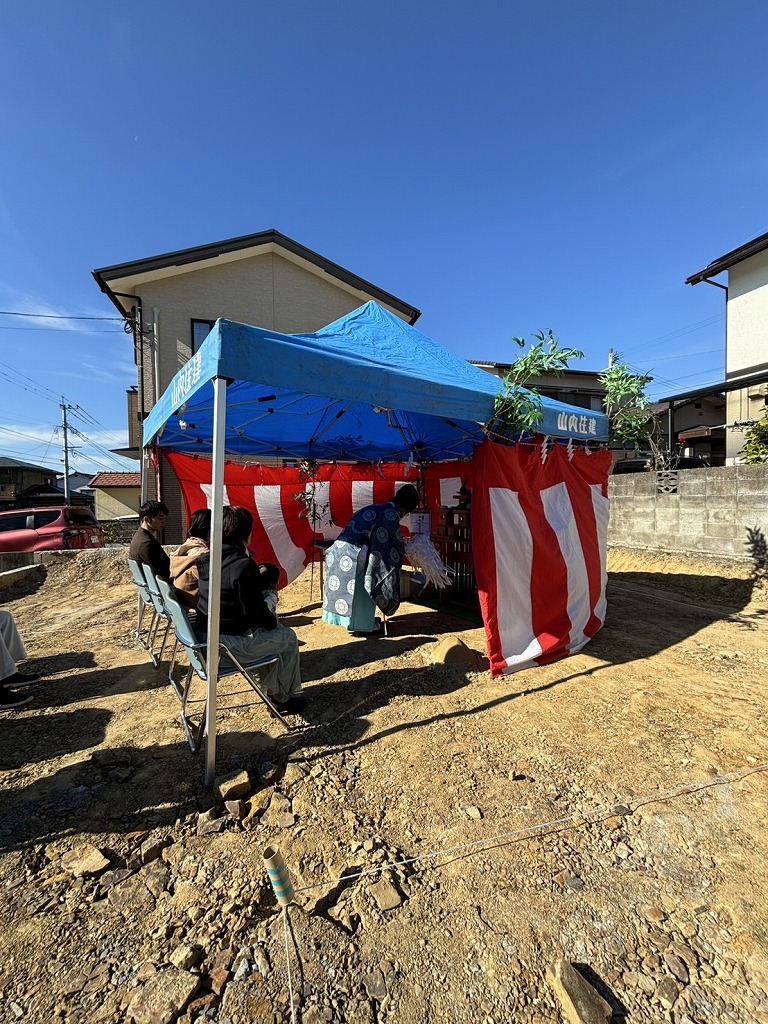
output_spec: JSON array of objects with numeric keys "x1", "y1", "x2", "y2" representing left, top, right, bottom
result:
[
  {"x1": 169, "y1": 508, "x2": 211, "y2": 610},
  {"x1": 257, "y1": 562, "x2": 280, "y2": 615},
  {"x1": 322, "y1": 483, "x2": 419, "y2": 636},
  {"x1": 129, "y1": 500, "x2": 171, "y2": 581},
  {"x1": 196, "y1": 506, "x2": 305, "y2": 714},
  {"x1": 0, "y1": 609, "x2": 38, "y2": 711}
]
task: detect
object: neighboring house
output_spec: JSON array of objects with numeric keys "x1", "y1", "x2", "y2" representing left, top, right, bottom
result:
[
  {"x1": 87, "y1": 472, "x2": 142, "y2": 521},
  {"x1": 649, "y1": 395, "x2": 726, "y2": 465},
  {"x1": 93, "y1": 229, "x2": 420, "y2": 542},
  {"x1": 686, "y1": 231, "x2": 768, "y2": 462},
  {"x1": 471, "y1": 363, "x2": 607, "y2": 414},
  {"x1": 57, "y1": 472, "x2": 93, "y2": 494},
  {"x1": 0, "y1": 457, "x2": 56, "y2": 507}
]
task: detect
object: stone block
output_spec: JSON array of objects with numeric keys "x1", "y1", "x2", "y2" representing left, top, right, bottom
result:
[
  {"x1": 705, "y1": 471, "x2": 738, "y2": 497},
  {"x1": 214, "y1": 769, "x2": 251, "y2": 802},
  {"x1": 705, "y1": 524, "x2": 739, "y2": 542},
  {"x1": 677, "y1": 472, "x2": 707, "y2": 496},
  {"x1": 678, "y1": 514, "x2": 705, "y2": 535},
  {"x1": 706, "y1": 508, "x2": 737, "y2": 524},
  {"x1": 653, "y1": 513, "x2": 680, "y2": 530}
]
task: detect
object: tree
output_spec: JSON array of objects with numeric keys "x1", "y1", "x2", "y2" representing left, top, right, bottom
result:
[
  {"x1": 740, "y1": 413, "x2": 768, "y2": 464},
  {"x1": 598, "y1": 361, "x2": 654, "y2": 448},
  {"x1": 491, "y1": 329, "x2": 584, "y2": 436}
]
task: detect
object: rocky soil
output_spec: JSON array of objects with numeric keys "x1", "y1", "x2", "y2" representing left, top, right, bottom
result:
[{"x1": 1, "y1": 547, "x2": 767, "y2": 1024}]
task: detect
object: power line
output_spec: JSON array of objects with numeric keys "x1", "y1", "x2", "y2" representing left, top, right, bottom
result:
[
  {"x1": 0, "y1": 425, "x2": 58, "y2": 445},
  {"x1": 0, "y1": 310, "x2": 121, "y2": 321},
  {"x1": 0, "y1": 358, "x2": 130, "y2": 449},
  {"x1": 0, "y1": 325, "x2": 123, "y2": 333},
  {"x1": 68, "y1": 425, "x2": 134, "y2": 471},
  {"x1": 0, "y1": 447, "x2": 58, "y2": 468},
  {"x1": 0, "y1": 359, "x2": 64, "y2": 402},
  {"x1": 632, "y1": 347, "x2": 721, "y2": 365},
  {"x1": 619, "y1": 314, "x2": 724, "y2": 357}
]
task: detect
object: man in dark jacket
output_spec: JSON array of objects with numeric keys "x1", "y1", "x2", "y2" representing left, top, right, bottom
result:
[
  {"x1": 129, "y1": 500, "x2": 171, "y2": 581},
  {"x1": 197, "y1": 506, "x2": 304, "y2": 713}
]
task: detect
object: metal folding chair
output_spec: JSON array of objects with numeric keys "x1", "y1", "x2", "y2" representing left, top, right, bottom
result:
[
  {"x1": 128, "y1": 558, "x2": 161, "y2": 666},
  {"x1": 157, "y1": 577, "x2": 291, "y2": 752},
  {"x1": 140, "y1": 564, "x2": 173, "y2": 669}
]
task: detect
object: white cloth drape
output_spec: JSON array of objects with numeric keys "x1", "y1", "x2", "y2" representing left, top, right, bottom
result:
[{"x1": 0, "y1": 610, "x2": 26, "y2": 680}]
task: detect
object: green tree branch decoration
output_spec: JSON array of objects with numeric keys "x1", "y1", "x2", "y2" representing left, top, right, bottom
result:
[
  {"x1": 598, "y1": 361, "x2": 655, "y2": 449},
  {"x1": 490, "y1": 329, "x2": 584, "y2": 436}
]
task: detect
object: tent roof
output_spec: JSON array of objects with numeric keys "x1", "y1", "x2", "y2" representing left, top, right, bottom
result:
[{"x1": 143, "y1": 302, "x2": 609, "y2": 460}]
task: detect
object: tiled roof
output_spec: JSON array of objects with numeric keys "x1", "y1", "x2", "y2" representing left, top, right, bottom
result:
[{"x1": 87, "y1": 472, "x2": 141, "y2": 488}]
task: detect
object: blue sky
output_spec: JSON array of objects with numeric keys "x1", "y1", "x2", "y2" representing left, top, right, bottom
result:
[{"x1": 1, "y1": 0, "x2": 766, "y2": 475}]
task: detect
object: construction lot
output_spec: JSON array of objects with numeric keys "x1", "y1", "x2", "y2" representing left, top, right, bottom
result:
[{"x1": 1, "y1": 547, "x2": 767, "y2": 1023}]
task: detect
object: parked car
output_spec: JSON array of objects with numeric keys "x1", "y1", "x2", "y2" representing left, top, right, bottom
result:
[
  {"x1": 612, "y1": 455, "x2": 709, "y2": 474},
  {"x1": 0, "y1": 506, "x2": 105, "y2": 552},
  {"x1": 612, "y1": 458, "x2": 651, "y2": 474}
]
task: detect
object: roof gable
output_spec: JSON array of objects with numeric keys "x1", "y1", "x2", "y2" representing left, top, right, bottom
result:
[
  {"x1": 686, "y1": 229, "x2": 768, "y2": 285},
  {"x1": 93, "y1": 230, "x2": 420, "y2": 324}
]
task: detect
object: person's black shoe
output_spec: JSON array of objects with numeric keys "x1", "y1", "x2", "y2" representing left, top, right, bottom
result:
[
  {"x1": 271, "y1": 696, "x2": 308, "y2": 714},
  {"x1": 0, "y1": 689, "x2": 33, "y2": 710},
  {"x1": 4, "y1": 671, "x2": 40, "y2": 689}
]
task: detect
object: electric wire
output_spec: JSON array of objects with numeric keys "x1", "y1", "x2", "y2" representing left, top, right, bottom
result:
[{"x1": 0, "y1": 310, "x2": 121, "y2": 320}]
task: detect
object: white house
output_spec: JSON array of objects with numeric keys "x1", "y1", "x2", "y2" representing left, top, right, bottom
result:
[{"x1": 687, "y1": 231, "x2": 768, "y2": 462}]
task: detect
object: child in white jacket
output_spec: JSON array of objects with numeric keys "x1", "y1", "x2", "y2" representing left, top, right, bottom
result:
[{"x1": 258, "y1": 562, "x2": 280, "y2": 616}]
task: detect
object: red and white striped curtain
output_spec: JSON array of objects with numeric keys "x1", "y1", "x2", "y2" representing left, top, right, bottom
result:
[
  {"x1": 164, "y1": 443, "x2": 611, "y2": 675},
  {"x1": 471, "y1": 439, "x2": 612, "y2": 677},
  {"x1": 163, "y1": 451, "x2": 471, "y2": 587}
]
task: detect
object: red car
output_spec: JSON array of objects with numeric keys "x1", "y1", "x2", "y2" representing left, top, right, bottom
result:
[{"x1": 0, "y1": 506, "x2": 105, "y2": 552}]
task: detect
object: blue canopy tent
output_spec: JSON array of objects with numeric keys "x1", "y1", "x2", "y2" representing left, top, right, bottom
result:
[{"x1": 143, "y1": 301, "x2": 609, "y2": 782}]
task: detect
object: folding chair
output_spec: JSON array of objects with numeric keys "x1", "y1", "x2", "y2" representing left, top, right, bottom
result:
[
  {"x1": 157, "y1": 577, "x2": 291, "y2": 752},
  {"x1": 128, "y1": 558, "x2": 161, "y2": 666},
  {"x1": 140, "y1": 564, "x2": 173, "y2": 669}
]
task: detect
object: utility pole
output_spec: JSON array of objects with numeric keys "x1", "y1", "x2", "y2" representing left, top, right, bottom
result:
[
  {"x1": 60, "y1": 400, "x2": 71, "y2": 502},
  {"x1": 608, "y1": 347, "x2": 615, "y2": 368}
]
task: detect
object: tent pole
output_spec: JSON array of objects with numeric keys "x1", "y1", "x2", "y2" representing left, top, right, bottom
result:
[{"x1": 204, "y1": 376, "x2": 228, "y2": 787}]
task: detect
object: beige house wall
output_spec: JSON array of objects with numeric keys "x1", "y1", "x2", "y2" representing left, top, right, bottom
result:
[
  {"x1": 94, "y1": 487, "x2": 141, "y2": 521},
  {"x1": 727, "y1": 250, "x2": 768, "y2": 376},
  {"x1": 116, "y1": 246, "x2": 413, "y2": 543},
  {"x1": 136, "y1": 251, "x2": 400, "y2": 397},
  {"x1": 724, "y1": 251, "x2": 768, "y2": 463}
]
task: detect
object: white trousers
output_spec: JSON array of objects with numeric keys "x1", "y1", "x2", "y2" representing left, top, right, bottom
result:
[{"x1": 0, "y1": 610, "x2": 27, "y2": 681}]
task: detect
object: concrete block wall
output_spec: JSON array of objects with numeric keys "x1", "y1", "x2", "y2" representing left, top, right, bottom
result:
[{"x1": 608, "y1": 465, "x2": 768, "y2": 563}]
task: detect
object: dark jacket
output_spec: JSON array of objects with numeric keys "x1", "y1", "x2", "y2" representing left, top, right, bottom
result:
[
  {"x1": 128, "y1": 526, "x2": 170, "y2": 581},
  {"x1": 196, "y1": 543, "x2": 277, "y2": 636}
]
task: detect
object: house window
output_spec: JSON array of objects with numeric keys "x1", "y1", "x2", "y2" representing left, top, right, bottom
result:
[{"x1": 191, "y1": 319, "x2": 215, "y2": 354}]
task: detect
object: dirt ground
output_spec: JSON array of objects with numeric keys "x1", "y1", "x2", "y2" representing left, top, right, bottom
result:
[{"x1": 1, "y1": 547, "x2": 767, "y2": 1024}]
